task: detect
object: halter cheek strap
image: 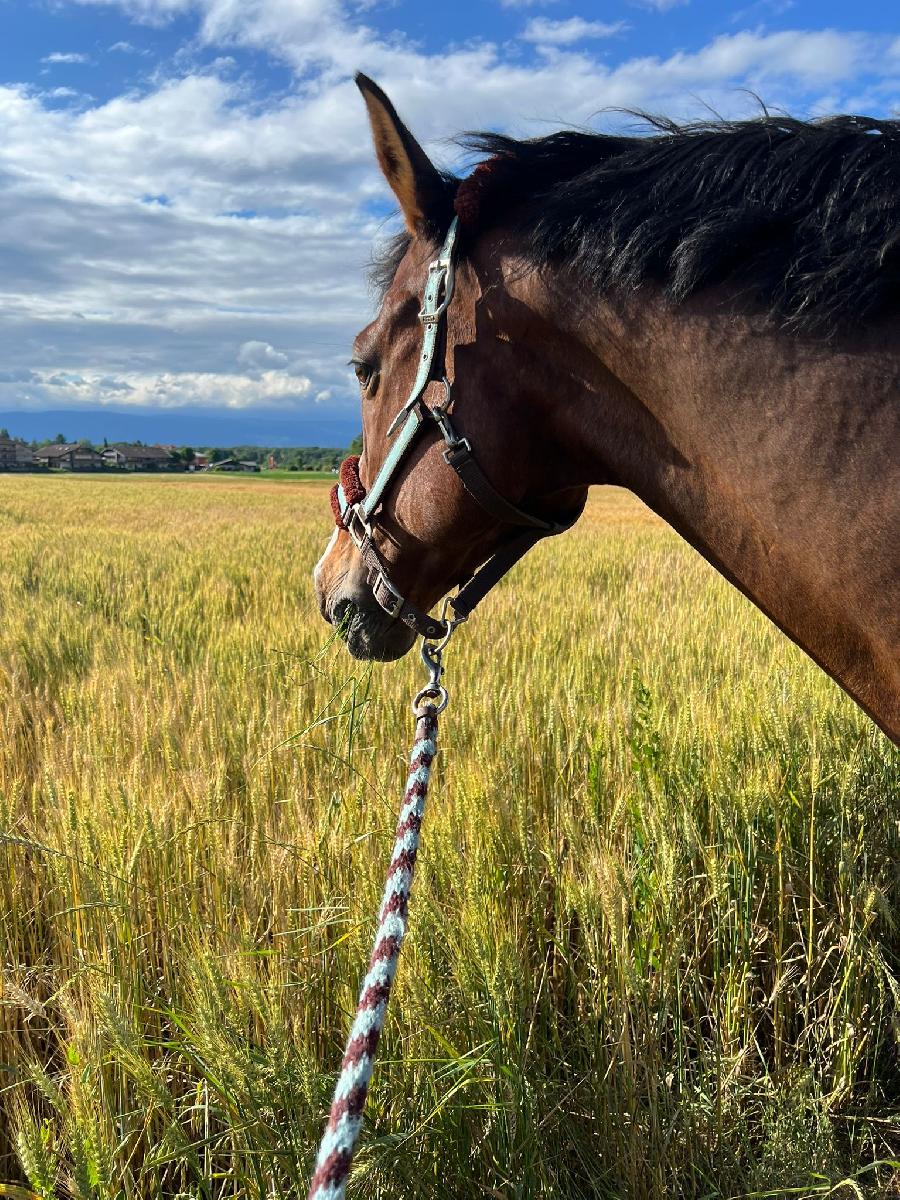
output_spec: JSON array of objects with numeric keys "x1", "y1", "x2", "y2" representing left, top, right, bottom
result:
[{"x1": 330, "y1": 215, "x2": 581, "y2": 640}]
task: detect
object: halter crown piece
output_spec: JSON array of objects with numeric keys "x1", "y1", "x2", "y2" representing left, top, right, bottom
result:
[{"x1": 330, "y1": 213, "x2": 580, "y2": 641}]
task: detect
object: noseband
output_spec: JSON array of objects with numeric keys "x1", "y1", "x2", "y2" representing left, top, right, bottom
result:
[{"x1": 331, "y1": 215, "x2": 578, "y2": 641}]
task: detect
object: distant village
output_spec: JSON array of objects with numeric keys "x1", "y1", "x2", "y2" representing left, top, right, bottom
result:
[{"x1": 0, "y1": 431, "x2": 357, "y2": 474}]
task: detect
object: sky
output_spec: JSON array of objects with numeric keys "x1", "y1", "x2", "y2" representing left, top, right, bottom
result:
[{"x1": 0, "y1": 0, "x2": 898, "y2": 443}]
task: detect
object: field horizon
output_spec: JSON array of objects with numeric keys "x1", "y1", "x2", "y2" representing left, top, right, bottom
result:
[{"x1": 1, "y1": 473, "x2": 897, "y2": 1199}]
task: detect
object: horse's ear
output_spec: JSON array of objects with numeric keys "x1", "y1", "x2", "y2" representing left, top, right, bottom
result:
[{"x1": 355, "y1": 73, "x2": 449, "y2": 234}]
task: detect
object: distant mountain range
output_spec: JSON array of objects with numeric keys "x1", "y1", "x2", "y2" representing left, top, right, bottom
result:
[{"x1": 0, "y1": 407, "x2": 358, "y2": 448}]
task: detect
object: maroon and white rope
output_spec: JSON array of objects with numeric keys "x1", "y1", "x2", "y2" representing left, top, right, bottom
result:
[{"x1": 307, "y1": 706, "x2": 439, "y2": 1200}]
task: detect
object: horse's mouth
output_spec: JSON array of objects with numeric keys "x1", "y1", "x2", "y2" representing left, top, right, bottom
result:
[{"x1": 331, "y1": 596, "x2": 417, "y2": 661}]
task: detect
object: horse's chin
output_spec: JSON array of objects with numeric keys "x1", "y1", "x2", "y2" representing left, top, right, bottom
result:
[{"x1": 331, "y1": 596, "x2": 418, "y2": 661}]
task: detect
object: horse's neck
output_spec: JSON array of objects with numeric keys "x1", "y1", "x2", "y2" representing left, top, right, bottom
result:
[{"x1": 543, "y1": 286, "x2": 899, "y2": 739}]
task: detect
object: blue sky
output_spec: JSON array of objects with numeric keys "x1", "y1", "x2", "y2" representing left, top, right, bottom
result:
[{"x1": 0, "y1": 0, "x2": 897, "y2": 440}]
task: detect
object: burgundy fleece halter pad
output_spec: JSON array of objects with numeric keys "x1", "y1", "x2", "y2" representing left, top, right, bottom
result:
[
  {"x1": 331, "y1": 456, "x2": 365, "y2": 527},
  {"x1": 454, "y1": 156, "x2": 505, "y2": 228}
]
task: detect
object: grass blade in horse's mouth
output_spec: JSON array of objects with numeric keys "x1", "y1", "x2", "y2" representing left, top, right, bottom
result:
[{"x1": 332, "y1": 598, "x2": 356, "y2": 641}]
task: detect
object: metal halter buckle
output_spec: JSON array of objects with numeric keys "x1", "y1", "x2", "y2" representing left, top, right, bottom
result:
[
  {"x1": 418, "y1": 254, "x2": 455, "y2": 326},
  {"x1": 345, "y1": 505, "x2": 370, "y2": 549},
  {"x1": 442, "y1": 439, "x2": 472, "y2": 467},
  {"x1": 373, "y1": 568, "x2": 404, "y2": 619}
]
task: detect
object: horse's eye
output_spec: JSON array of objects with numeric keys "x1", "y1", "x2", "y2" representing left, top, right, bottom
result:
[{"x1": 349, "y1": 359, "x2": 375, "y2": 391}]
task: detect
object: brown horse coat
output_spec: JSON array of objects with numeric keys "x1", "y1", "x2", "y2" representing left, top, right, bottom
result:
[{"x1": 315, "y1": 77, "x2": 900, "y2": 742}]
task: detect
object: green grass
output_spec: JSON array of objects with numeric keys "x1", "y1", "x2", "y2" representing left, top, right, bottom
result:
[
  {"x1": 252, "y1": 469, "x2": 337, "y2": 481},
  {"x1": 0, "y1": 474, "x2": 897, "y2": 1199},
  {"x1": 195, "y1": 469, "x2": 337, "y2": 481},
  {"x1": 37, "y1": 468, "x2": 338, "y2": 482}
]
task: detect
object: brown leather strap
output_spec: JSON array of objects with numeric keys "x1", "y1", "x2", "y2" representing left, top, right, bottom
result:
[
  {"x1": 449, "y1": 496, "x2": 584, "y2": 621},
  {"x1": 337, "y1": 438, "x2": 581, "y2": 639},
  {"x1": 449, "y1": 529, "x2": 545, "y2": 619},
  {"x1": 356, "y1": 531, "x2": 448, "y2": 640},
  {"x1": 443, "y1": 440, "x2": 561, "y2": 532}
]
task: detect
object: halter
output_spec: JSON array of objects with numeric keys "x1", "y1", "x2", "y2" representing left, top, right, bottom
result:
[{"x1": 331, "y1": 215, "x2": 579, "y2": 641}]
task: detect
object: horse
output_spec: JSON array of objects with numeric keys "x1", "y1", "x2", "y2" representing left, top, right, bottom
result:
[{"x1": 314, "y1": 75, "x2": 900, "y2": 743}]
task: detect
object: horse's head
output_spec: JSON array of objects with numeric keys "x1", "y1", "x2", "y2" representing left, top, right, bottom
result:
[{"x1": 314, "y1": 75, "x2": 587, "y2": 660}]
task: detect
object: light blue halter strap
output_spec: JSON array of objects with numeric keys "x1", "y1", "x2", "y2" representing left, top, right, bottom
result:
[
  {"x1": 361, "y1": 405, "x2": 425, "y2": 522},
  {"x1": 354, "y1": 216, "x2": 459, "y2": 520},
  {"x1": 390, "y1": 216, "x2": 459, "y2": 432}
]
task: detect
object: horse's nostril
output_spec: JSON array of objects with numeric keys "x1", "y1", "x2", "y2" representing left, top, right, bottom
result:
[{"x1": 331, "y1": 597, "x2": 356, "y2": 634}]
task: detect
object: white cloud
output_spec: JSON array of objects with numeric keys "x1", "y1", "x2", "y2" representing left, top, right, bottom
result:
[
  {"x1": 670, "y1": 29, "x2": 872, "y2": 85},
  {"x1": 4, "y1": 3, "x2": 899, "y2": 426},
  {"x1": 0, "y1": 73, "x2": 373, "y2": 414},
  {"x1": 636, "y1": 0, "x2": 688, "y2": 10},
  {"x1": 71, "y1": 0, "x2": 195, "y2": 24},
  {"x1": 59, "y1": 3, "x2": 896, "y2": 128},
  {"x1": 0, "y1": 370, "x2": 40, "y2": 384},
  {"x1": 41, "y1": 51, "x2": 91, "y2": 64},
  {"x1": 522, "y1": 18, "x2": 627, "y2": 46},
  {"x1": 237, "y1": 340, "x2": 290, "y2": 371},
  {"x1": 4, "y1": 367, "x2": 314, "y2": 410}
]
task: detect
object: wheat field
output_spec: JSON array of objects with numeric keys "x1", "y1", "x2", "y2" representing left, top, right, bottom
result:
[{"x1": 0, "y1": 472, "x2": 897, "y2": 1199}]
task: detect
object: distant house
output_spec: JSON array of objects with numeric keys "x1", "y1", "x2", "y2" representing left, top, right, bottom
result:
[
  {"x1": 34, "y1": 443, "x2": 103, "y2": 471},
  {"x1": 191, "y1": 452, "x2": 210, "y2": 470},
  {"x1": 208, "y1": 457, "x2": 260, "y2": 473},
  {"x1": 32, "y1": 445, "x2": 58, "y2": 468},
  {"x1": 102, "y1": 444, "x2": 178, "y2": 471},
  {"x1": 0, "y1": 436, "x2": 34, "y2": 470}
]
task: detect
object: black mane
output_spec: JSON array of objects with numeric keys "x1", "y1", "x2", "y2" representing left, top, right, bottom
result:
[
  {"x1": 369, "y1": 228, "x2": 412, "y2": 297},
  {"x1": 459, "y1": 115, "x2": 900, "y2": 336}
]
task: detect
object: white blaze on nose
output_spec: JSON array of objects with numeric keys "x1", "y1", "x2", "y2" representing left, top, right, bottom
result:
[{"x1": 313, "y1": 528, "x2": 340, "y2": 585}]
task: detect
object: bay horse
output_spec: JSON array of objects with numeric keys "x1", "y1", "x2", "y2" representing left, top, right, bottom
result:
[{"x1": 315, "y1": 75, "x2": 900, "y2": 743}]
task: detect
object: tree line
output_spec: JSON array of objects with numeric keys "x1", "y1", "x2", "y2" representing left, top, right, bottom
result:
[{"x1": 0, "y1": 429, "x2": 364, "y2": 471}]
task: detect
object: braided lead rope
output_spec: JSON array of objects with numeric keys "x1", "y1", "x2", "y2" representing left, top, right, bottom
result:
[{"x1": 307, "y1": 705, "x2": 439, "y2": 1200}]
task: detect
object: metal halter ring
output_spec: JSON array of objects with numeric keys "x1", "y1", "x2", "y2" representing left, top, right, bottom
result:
[
  {"x1": 412, "y1": 683, "x2": 449, "y2": 716},
  {"x1": 413, "y1": 635, "x2": 451, "y2": 715},
  {"x1": 432, "y1": 596, "x2": 466, "y2": 651}
]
